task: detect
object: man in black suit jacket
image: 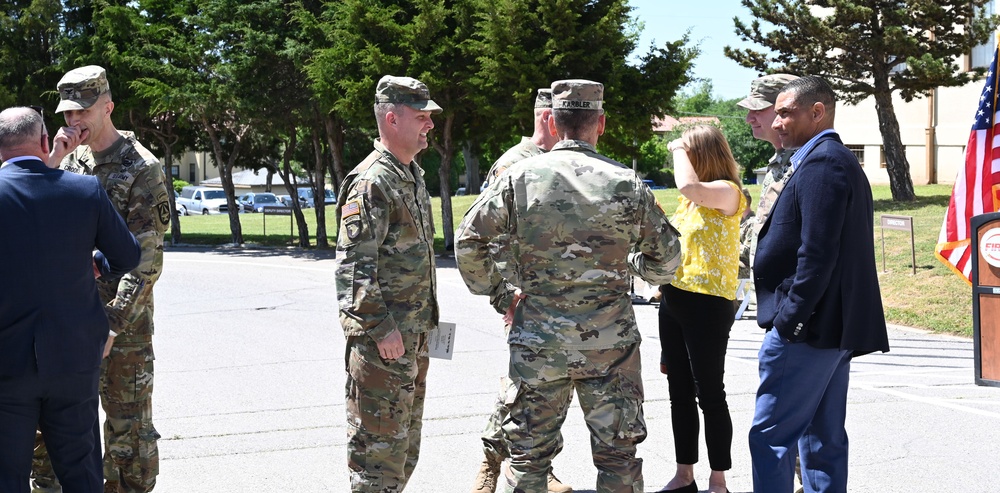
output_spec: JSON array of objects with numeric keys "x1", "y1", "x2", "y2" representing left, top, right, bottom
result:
[
  {"x1": 749, "y1": 77, "x2": 890, "y2": 493},
  {"x1": 0, "y1": 107, "x2": 139, "y2": 493}
]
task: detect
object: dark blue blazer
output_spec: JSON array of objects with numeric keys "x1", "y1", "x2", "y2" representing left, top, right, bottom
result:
[
  {"x1": 753, "y1": 133, "x2": 889, "y2": 356},
  {"x1": 0, "y1": 158, "x2": 140, "y2": 376}
]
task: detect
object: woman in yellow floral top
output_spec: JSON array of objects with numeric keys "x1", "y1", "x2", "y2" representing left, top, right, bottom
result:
[{"x1": 656, "y1": 125, "x2": 746, "y2": 493}]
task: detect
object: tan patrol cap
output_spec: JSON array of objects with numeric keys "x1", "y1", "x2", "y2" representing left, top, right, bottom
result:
[
  {"x1": 737, "y1": 74, "x2": 798, "y2": 111},
  {"x1": 375, "y1": 75, "x2": 443, "y2": 114},
  {"x1": 551, "y1": 79, "x2": 603, "y2": 111},
  {"x1": 534, "y1": 88, "x2": 552, "y2": 109},
  {"x1": 56, "y1": 65, "x2": 110, "y2": 113}
]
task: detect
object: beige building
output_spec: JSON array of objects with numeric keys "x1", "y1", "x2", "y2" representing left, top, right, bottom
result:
[
  {"x1": 169, "y1": 150, "x2": 221, "y2": 185},
  {"x1": 836, "y1": 80, "x2": 983, "y2": 186}
]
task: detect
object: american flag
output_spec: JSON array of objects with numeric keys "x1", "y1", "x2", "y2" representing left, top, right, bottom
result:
[{"x1": 936, "y1": 37, "x2": 1000, "y2": 283}]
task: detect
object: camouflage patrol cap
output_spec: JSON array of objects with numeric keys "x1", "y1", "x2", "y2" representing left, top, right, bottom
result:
[
  {"x1": 375, "y1": 75, "x2": 443, "y2": 114},
  {"x1": 737, "y1": 74, "x2": 798, "y2": 110},
  {"x1": 551, "y1": 79, "x2": 603, "y2": 111},
  {"x1": 55, "y1": 65, "x2": 110, "y2": 113},
  {"x1": 534, "y1": 88, "x2": 552, "y2": 109}
]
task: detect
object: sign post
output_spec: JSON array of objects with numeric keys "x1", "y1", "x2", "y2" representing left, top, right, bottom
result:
[
  {"x1": 971, "y1": 212, "x2": 1000, "y2": 387},
  {"x1": 880, "y1": 214, "x2": 916, "y2": 275}
]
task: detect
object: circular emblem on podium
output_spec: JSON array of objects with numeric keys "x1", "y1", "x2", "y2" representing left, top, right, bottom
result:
[{"x1": 980, "y1": 228, "x2": 1000, "y2": 268}]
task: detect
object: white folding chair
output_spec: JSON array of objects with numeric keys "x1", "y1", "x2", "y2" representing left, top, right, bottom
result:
[{"x1": 734, "y1": 278, "x2": 752, "y2": 320}]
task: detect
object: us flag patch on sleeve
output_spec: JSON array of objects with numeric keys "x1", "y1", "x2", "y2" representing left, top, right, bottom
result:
[{"x1": 342, "y1": 199, "x2": 361, "y2": 218}]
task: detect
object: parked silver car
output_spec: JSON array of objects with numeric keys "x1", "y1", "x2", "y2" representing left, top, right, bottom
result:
[
  {"x1": 296, "y1": 187, "x2": 336, "y2": 208},
  {"x1": 176, "y1": 186, "x2": 229, "y2": 215}
]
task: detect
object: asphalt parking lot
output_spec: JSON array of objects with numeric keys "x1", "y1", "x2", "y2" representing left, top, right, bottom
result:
[{"x1": 150, "y1": 248, "x2": 1000, "y2": 492}]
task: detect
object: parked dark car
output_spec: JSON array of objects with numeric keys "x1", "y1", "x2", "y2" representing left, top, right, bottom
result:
[
  {"x1": 642, "y1": 179, "x2": 667, "y2": 190},
  {"x1": 238, "y1": 192, "x2": 281, "y2": 213},
  {"x1": 277, "y1": 194, "x2": 305, "y2": 207}
]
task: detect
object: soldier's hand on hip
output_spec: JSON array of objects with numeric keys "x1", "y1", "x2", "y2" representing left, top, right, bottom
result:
[
  {"x1": 103, "y1": 334, "x2": 115, "y2": 359},
  {"x1": 377, "y1": 328, "x2": 405, "y2": 361},
  {"x1": 503, "y1": 289, "x2": 526, "y2": 325}
]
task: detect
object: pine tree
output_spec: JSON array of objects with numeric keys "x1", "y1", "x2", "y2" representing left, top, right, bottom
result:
[{"x1": 725, "y1": 0, "x2": 999, "y2": 201}]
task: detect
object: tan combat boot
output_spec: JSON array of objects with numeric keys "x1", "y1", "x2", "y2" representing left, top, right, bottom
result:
[
  {"x1": 470, "y1": 451, "x2": 504, "y2": 493},
  {"x1": 547, "y1": 470, "x2": 573, "y2": 493}
]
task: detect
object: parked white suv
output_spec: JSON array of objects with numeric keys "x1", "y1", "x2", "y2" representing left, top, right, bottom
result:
[{"x1": 176, "y1": 186, "x2": 230, "y2": 215}]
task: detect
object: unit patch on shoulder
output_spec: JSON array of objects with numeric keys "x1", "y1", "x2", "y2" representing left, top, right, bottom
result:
[
  {"x1": 156, "y1": 202, "x2": 171, "y2": 225},
  {"x1": 341, "y1": 198, "x2": 364, "y2": 241},
  {"x1": 345, "y1": 219, "x2": 363, "y2": 240}
]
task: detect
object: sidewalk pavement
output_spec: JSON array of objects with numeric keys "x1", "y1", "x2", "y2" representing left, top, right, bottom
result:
[{"x1": 150, "y1": 249, "x2": 999, "y2": 492}]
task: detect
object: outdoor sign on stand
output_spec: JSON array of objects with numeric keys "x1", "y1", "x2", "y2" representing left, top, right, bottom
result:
[
  {"x1": 880, "y1": 214, "x2": 916, "y2": 275},
  {"x1": 970, "y1": 212, "x2": 1000, "y2": 387},
  {"x1": 262, "y1": 206, "x2": 293, "y2": 239}
]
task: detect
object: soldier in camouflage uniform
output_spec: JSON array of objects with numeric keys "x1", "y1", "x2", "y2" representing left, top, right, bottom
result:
[
  {"x1": 737, "y1": 188, "x2": 754, "y2": 280},
  {"x1": 481, "y1": 88, "x2": 557, "y2": 189},
  {"x1": 33, "y1": 65, "x2": 170, "y2": 493},
  {"x1": 455, "y1": 80, "x2": 682, "y2": 493},
  {"x1": 737, "y1": 74, "x2": 798, "y2": 267},
  {"x1": 470, "y1": 87, "x2": 570, "y2": 493},
  {"x1": 335, "y1": 75, "x2": 442, "y2": 493}
]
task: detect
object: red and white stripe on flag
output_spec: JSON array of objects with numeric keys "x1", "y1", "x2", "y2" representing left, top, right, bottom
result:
[{"x1": 936, "y1": 36, "x2": 1000, "y2": 284}]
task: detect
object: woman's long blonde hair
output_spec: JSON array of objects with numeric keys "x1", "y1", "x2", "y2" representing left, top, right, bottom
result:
[{"x1": 682, "y1": 125, "x2": 741, "y2": 183}]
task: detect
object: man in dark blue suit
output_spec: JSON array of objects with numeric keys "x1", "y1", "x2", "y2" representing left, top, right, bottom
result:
[
  {"x1": 0, "y1": 107, "x2": 140, "y2": 493},
  {"x1": 750, "y1": 76, "x2": 890, "y2": 493}
]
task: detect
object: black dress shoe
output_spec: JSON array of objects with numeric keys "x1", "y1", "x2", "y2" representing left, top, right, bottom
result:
[{"x1": 657, "y1": 481, "x2": 698, "y2": 493}]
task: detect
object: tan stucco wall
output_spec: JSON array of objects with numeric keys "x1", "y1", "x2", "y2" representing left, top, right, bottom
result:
[
  {"x1": 835, "y1": 77, "x2": 984, "y2": 186},
  {"x1": 176, "y1": 150, "x2": 221, "y2": 185}
]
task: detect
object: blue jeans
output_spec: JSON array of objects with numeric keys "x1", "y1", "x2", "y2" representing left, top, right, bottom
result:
[{"x1": 749, "y1": 329, "x2": 852, "y2": 493}]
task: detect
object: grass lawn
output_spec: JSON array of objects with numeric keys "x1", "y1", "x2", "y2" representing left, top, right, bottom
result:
[
  {"x1": 169, "y1": 184, "x2": 972, "y2": 336},
  {"x1": 166, "y1": 207, "x2": 339, "y2": 247}
]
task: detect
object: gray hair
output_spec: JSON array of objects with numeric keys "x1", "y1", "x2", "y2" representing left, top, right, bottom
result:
[
  {"x1": 0, "y1": 107, "x2": 45, "y2": 149},
  {"x1": 374, "y1": 102, "x2": 402, "y2": 124}
]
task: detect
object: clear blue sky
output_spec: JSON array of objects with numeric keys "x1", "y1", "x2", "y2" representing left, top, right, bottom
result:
[{"x1": 629, "y1": 0, "x2": 765, "y2": 101}]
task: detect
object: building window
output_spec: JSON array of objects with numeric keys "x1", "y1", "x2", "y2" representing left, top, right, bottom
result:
[
  {"x1": 970, "y1": 0, "x2": 997, "y2": 69},
  {"x1": 846, "y1": 145, "x2": 865, "y2": 167},
  {"x1": 189, "y1": 164, "x2": 196, "y2": 183},
  {"x1": 880, "y1": 146, "x2": 905, "y2": 169},
  {"x1": 170, "y1": 165, "x2": 179, "y2": 180}
]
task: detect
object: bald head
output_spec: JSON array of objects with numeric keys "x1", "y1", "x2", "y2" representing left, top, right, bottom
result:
[{"x1": 0, "y1": 107, "x2": 48, "y2": 162}]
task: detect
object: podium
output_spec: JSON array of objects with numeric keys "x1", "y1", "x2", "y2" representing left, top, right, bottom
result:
[{"x1": 970, "y1": 212, "x2": 1000, "y2": 387}]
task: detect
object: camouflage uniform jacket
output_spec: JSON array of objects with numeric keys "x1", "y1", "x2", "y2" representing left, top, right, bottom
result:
[
  {"x1": 455, "y1": 139, "x2": 681, "y2": 350},
  {"x1": 335, "y1": 140, "x2": 439, "y2": 341},
  {"x1": 738, "y1": 211, "x2": 755, "y2": 279},
  {"x1": 484, "y1": 137, "x2": 543, "y2": 186},
  {"x1": 753, "y1": 148, "x2": 793, "y2": 236},
  {"x1": 749, "y1": 148, "x2": 793, "y2": 266},
  {"x1": 60, "y1": 132, "x2": 170, "y2": 340}
]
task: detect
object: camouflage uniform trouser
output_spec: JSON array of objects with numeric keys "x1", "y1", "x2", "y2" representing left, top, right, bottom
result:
[
  {"x1": 482, "y1": 325, "x2": 567, "y2": 463},
  {"x1": 33, "y1": 341, "x2": 159, "y2": 493},
  {"x1": 346, "y1": 332, "x2": 429, "y2": 493},
  {"x1": 503, "y1": 343, "x2": 645, "y2": 493}
]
